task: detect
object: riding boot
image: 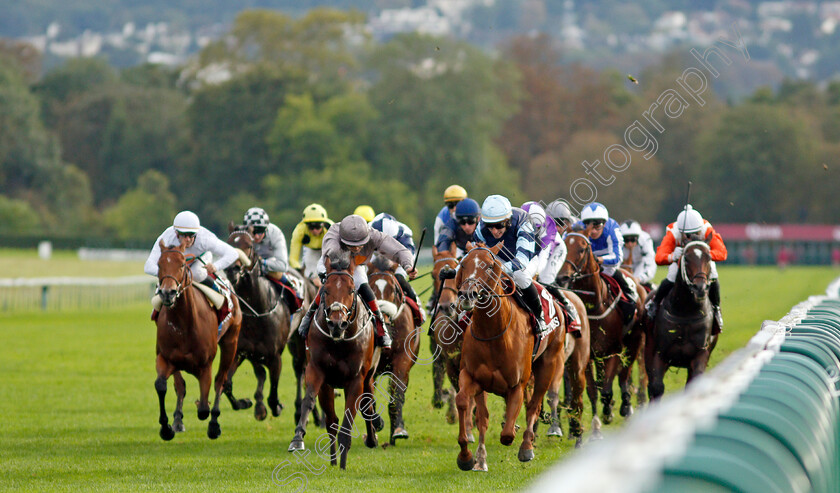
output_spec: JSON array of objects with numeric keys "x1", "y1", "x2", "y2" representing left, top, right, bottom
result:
[
  {"x1": 646, "y1": 279, "x2": 674, "y2": 319},
  {"x1": 397, "y1": 274, "x2": 425, "y2": 326},
  {"x1": 709, "y1": 280, "x2": 723, "y2": 334},
  {"x1": 612, "y1": 270, "x2": 637, "y2": 326},
  {"x1": 298, "y1": 289, "x2": 322, "y2": 340},
  {"x1": 545, "y1": 284, "x2": 581, "y2": 337},
  {"x1": 522, "y1": 283, "x2": 547, "y2": 358},
  {"x1": 359, "y1": 283, "x2": 392, "y2": 349}
]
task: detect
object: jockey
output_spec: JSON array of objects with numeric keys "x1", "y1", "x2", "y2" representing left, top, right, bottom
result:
[
  {"x1": 298, "y1": 214, "x2": 418, "y2": 349},
  {"x1": 546, "y1": 199, "x2": 580, "y2": 235},
  {"x1": 574, "y1": 202, "x2": 638, "y2": 325},
  {"x1": 620, "y1": 220, "x2": 657, "y2": 288},
  {"x1": 522, "y1": 201, "x2": 580, "y2": 334},
  {"x1": 435, "y1": 197, "x2": 480, "y2": 257},
  {"x1": 433, "y1": 185, "x2": 468, "y2": 246},
  {"x1": 474, "y1": 195, "x2": 548, "y2": 355},
  {"x1": 243, "y1": 207, "x2": 302, "y2": 312},
  {"x1": 289, "y1": 203, "x2": 334, "y2": 287},
  {"x1": 144, "y1": 211, "x2": 238, "y2": 320},
  {"x1": 368, "y1": 210, "x2": 425, "y2": 328},
  {"x1": 647, "y1": 205, "x2": 727, "y2": 331},
  {"x1": 353, "y1": 205, "x2": 376, "y2": 223}
]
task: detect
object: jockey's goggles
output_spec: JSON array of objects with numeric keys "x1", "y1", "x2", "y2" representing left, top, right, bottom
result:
[
  {"x1": 553, "y1": 217, "x2": 570, "y2": 227},
  {"x1": 486, "y1": 220, "x2": 510, "y2": 231},
  {"x1": 457, "y1": 217, "x2": 477, "y2": 225},
  {"x1": 252, "y1": 226, "x2": 267, "y2": 235},
  {"x1": 624, "y1": 236, "x2": 638, "y2": 243},
  {"x1": 307, "y1": 222, "x2": 325, "y2": 230},
  {"x1": 177, "y1": 231, "x2": 196, "y2": 238},
  {"x1": 445, "y1": 200, "x2": 460, "y2": 209},
  {"x1": 584, "y1": 219, "x2": 605, "y2": 228}
]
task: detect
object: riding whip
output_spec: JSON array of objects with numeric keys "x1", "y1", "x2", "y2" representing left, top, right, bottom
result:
[
  {"x1": 680, "y1": 181, "x2": 692, "y2": 245},
  {"x1": 410, "y1": 227, "x2": 427, "y2": 274}
]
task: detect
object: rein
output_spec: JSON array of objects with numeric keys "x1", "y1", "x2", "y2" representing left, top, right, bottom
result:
[
  {"x1": 680, "y1": 241, "x2": 711, "y2": 286},
  {"x1": 459, "y1": 247, "x2": 516, "y2": 341},
  {"x1": 157, "y1": 248, "x2": 193, "y2": 300},
  {"x1": 313, "y1": 270, "x2": 371, "y2": 341},
  {"x1": 562, "y1": 234, "x2": 619, "y2": 320}
]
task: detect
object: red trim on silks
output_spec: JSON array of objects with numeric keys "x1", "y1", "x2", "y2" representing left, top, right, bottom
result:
[
  {"x1": 151, "y1": 310, "x2": 159, "y2": 321},
  {"x1": 216, "y1": 302, "x2": 230, "y2": 326},
  {"x1": 268, "y1": 277, "x2": 304, "y2": 312},
  {"x1": 312, "y1": 290, "x2": 321, "y2": 307},
  {"x1": 404, "y1": 297, "x2": 425, "y2": 326},
  {"x1": 599, "y1": 272, "x2": 628, "y2": 302},
  {"x1": 366, "y1": 299, "x2": 385, "y2": 336}
]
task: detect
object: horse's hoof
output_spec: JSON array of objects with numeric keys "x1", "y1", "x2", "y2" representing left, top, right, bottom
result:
[
  {"x1": 457, "y1": 456, "x2": 476, "y2": 471},
  {"x1": 288, "y1": 439, "x2": 305, "y2": 452},
  {"x1": 472, "y1": 462, "x2": 488, "y2": 472},
  {"x1": 575, "y1": 437, "x2": 583, "y2": 448},
  {"x1": 160, "y1": 425, "x2": 175, "y2": 441},
  {"x1": 271, "y1": 402, "x2": 284, "y2": 418},
  {"x1": 446, "y1": 411, "x2": 456, "y2": 425},
  {"x1": 373, "y1": 415, "x2": 384, "y2": 432},
  {"x1": 547, "y1": 424, "x2": 563, "y2": 437},
  {"x1": 620, "y1": 402, "x2": 634, "y2": 418},
  {"x1": 466, "y1": 433, "x2": 475, "y2": 443},
  {"x1": 363, "y1": 433, "x2": 378, "y2": 449},
  {"x1": 172, "y1": 422, "x2": 185, "y2": 433},
  {"x1": 197, "y1": 408, "x2": 210, "y2": 421},
  {"x1": 589, "y1": 430, "x2": 604, "y2": 442},
  {"x1": 518, "y1": 448, "x2": 535, "y2": 462},
  {"x1": 602, "y1": 413, "x2": 613, "y2": 425},
  {"x1": 207, "y1": 423, "x2": 221, "y2": 440},
  {"x1": 239, "y1": 399, "x2": 253, "y2": 410},
  {"x1": 392, "y1": 427, "x2": 409, "y2": 440},
  {"x1": 500, "y1": 433, "x2": 514, "y2": 446},
  {"x1": 255, "y1": 402, "x2": 267, "y2": 421}
]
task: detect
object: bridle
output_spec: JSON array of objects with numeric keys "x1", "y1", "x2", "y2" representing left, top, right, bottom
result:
[
  {"x1": 458, "y1": 247, "x2": 516, "y2": 342},
  {"x1": 434, "y1": 256, "x2": 460, "y2": 298},
  {"x1": 562, "y1": 233, "x2": 596, "y2": 283},
  {"x1": 680, "y1": 241, "x2": 712, "y2": 289},
  {"x1": 313, "y1": 270, "x2": 370, "y2": 341},
  {"x1": 157, "y1": 247, "x2": 192, "y2": 303}
]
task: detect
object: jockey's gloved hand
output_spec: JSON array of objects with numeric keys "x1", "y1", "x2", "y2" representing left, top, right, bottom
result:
[
  {"x1": 319, "y1": 272, "x2": 326, "y2": 284},
  {"x1": 670, "y1": 247, "x2": 684, "y2": 262}
]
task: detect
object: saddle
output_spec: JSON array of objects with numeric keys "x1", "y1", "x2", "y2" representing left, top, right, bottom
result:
[
  {"x1": 268, "y1": 276, "x2": 304, "y2": 312},
  {"x1": 193, "y1": 277, "x2": 234, "y2": 338},
  {"x1": 599, "y1": 272, "x2": 637, "y2": 326}
]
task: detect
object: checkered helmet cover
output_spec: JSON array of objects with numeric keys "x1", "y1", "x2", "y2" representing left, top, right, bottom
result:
[{"x1": 244, "y1": 207, "x2": 269, "y2": 227}]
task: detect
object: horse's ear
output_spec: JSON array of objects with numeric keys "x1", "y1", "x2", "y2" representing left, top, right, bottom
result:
[
  {"x1": 247, "y1": 225, "x2": 254, "y2": 235},
  {"x1": 228, "y1": 221, "x2": 236, "y2": 233},
  {"x1": 449, "y1": 242, "x2": 457, "y2": 257},
  {"x1": 325, "y1": 255, "x2": 332, "y2": 272},
  {"x1": 489, "y1": 242, "x2": 504, "y2": 255},
  {"x1": 159, "y1": 239, "x2": 166, "y2": 249},
  {"x1": 432, "y1": 246, "x2": 439, "y2": 257}
]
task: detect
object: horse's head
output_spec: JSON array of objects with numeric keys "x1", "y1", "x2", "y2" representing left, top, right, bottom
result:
[
  {"x1": 156, "y1": 239, "x2": 189, "y2": 308},
  {"x1": 680, "y1": 241, "x2": 712, "y2": 301},
  {"x1": 433, "y1": 244, "x2": 459, "y2": 319},
  {"x1": 226, "y1": 223, "x2": 256, "y2": 286},
  {"x1": 456, "y1": 245, "x2": 503, "y2": 312},
  {"x1": 368, "y1": 254, "x2": 399, "y2": 301},
  {"x1": 322, "y1": 250, "x2": 358, "y2": 340},
  {"x1": 557, "y1": 233, "x2": 596, "y2": 288}
]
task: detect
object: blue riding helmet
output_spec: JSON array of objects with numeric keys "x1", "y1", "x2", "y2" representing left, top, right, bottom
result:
[{"x1": 455, "y1": 198, "x2": 480, "y2": 219}]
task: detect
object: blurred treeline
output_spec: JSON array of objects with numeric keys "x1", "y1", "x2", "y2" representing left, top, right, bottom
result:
[{"x1": 0, "y1": 9, "x2": 838, "y2": 243}]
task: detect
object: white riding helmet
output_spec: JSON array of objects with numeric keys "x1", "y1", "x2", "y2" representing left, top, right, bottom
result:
[
  {"x1": 621, "y1": 220, "x2": 643, "y2": 237},
  {"x1": 244, "y1": 207, "x2": 270, "y2": 228},
  {"x1": 522, "y1": 201, "x2": 547, "y2": 229},
  {"x1": 173, "y1": 211, "x2": 200, "y2": 233},
  {"x1": 481, "y1": 195, "x2": 513, "y2": 223},
  {"x1": 676, "y1": 205, "x2": 704, "y2": 234},
  {"x1": 546, "y1": 199, "x2": 578, "y2": 222},
  {"x1": 580, "y1": 202, "x2": 609, "y2": 222}
]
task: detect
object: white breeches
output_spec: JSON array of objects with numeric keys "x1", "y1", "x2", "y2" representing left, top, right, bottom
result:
[
  {"x1": 301, "y1": 247, "x2": 321, "y2": 280},
  {"x1": 666, "y1": 260, "x2": 718, "y2": 282},
  {"x1": 538, "y1": 244, "x2": 567, "y2": 285},
  {"x1": 189, "y1": 251, "x2": 213, "y2": 283},
  {"x1": 602, "y1": 264, "x2": 618, "y2": 276},
  {"x1": 353, "y1": 264, "x2": 369, "y2": 287},
  {"x1": 512, "y1": 257, "x2": 539, "y2": 289}
]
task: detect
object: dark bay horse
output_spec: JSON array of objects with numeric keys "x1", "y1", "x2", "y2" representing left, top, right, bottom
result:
[
  {"x1": 557, "y1": 233, "x2": 646, "y2": 425},
  {"x1": 645, "y1": 241, "x2": 718, "y2": 400},
  {"x1": 367, "y1": 254, "x2": 419, "y2": 445},
  {"x1": 154, "y1": 239, "x2": 241, "y2": 440},
  {"x1": 455, "y1": 244, "x2": 566, "y2": 471},
  {"x1": 430, "y1": 245, "x2": 473, "y2": 435},
  {"x1": 288, "y1": 251, "x2": 379, "y2": 470},
  {"x1": 223, "y1": 225, "x2": 292, "y2": 420}
]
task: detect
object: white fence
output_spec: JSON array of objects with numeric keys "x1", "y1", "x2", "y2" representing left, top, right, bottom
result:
[{"x1": 0, "y1": 276, "x2": 155, "y2": 312}]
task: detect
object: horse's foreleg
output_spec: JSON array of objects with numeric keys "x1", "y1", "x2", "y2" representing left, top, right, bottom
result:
[
  {"x1": 647, "y1": 352, "x2": 667, "y2": 401},
  {"x1": 473, "y1": 391, "x2": 489, "y2": 471},
  {"x1": 196, "y1": 365, "x2": 212, "y2": 421},
  {"x1": 172, "y1": 371, "x2": 186, "y2": 433},
  {"x1": 456, "y1": 370, "x2": 479, "y2": 471},
  {"x1": 289, "y1": 367, "x2": 325, "y2": 452},
  {"x1": 223, "y1": 356, "x2": 252, "y2": 411},
  {"x1": 252, "y1": 362, "x2": 268, "y2": 421},
  {"x1": 431, "y1": 337, "x2": 446, "y2": 408},
  {"x1": 636, "y1": 334, "x2": 649, "y2": 406},
  {"x1": 521, "y1": 354, "x2": 562, "y2": 462},
  {"x1": 317, "y1": 385, "x2": 339, "y2": 466},
  {"x1": 567, "y1": 358, "x2": 587, "y2": 447},
  {"x1": 208, "y1": 334, "x2": 238, "y2": 440},
  {"x1": 600, "y1": 355, "x2": 620, "y2": 424},
  {"x1": 546, "y1": 368, "x2": 563, "y2": 438},
  {"x1": 267, "y1": 353, "x2": 284, "y2": 418},
  {"x1": 154, "y1": 355, "x2": 175, "y2": 441},
  {"x1": 338, "y1": 379, "x2": 365, "y2": 470},
  {"x1": 618, "y1": 331, "x2": 643, "y2": 418},
  {"x1": 501, "y1": 384, "x2": 525, "y2": 447},
  {"x1": 584, "y1": 361, "x2": 602, "y2": 439},
  {"x1": 687, "y1": 350, "x2": 712, "y2": 384},
  {"x1": 388, "y1": 358, "x2": 411, "y2": 444}
]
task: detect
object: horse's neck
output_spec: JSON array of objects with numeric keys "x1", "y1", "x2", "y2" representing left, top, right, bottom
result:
[
  {"x1": 668, "y1": 278, "x2": 704, "y2": 314},
  {"x1": 245, "y1": 273, "x2": 276, "y2": 307},
  {"x1": 168, "y1": 287, "x2": 203, "y2": 327},
  {"x1": 471, "y1": 292, "x2": 513, "y2": 333}
]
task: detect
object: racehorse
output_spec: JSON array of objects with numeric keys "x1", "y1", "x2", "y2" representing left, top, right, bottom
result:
[
  {"x1": 430, "y1": 244, "x2": 473, "y2": 436},
  {"x1": 287, "y1": 273, "x2": 322, "y2": 429},
  {"x1": 153, "y1": 239, "x2": 241, "y2": 440},
  {"x1": 454, "y1": 244, "x2": 566, "y2": 471},
  {"x1": 367, "y1": 254, "x2": 419, "y2": 444},
  {"x1": 288, "y1": 250, "x2": 380, "y2": 470},
  {"x1": 223, "y1": 225, "x2": 292, "y2": 420},
  {"x1": 645, "y1": 241, "x2": 718, "y2": 400},
  {"x1": 557, "y1": 233, "x2": 646, "y2": 425}
]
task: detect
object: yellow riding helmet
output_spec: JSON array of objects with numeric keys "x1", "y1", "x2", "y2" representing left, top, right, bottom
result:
[
  {"x1": 302, "y1": 203, "x2": 328, "y2": 223},
  {"x1": 443, "y1": 185, "x2": 467, "y2": 203},
  {"x1": 353, "y1": 205, "x2": 376, "y2": 223}
]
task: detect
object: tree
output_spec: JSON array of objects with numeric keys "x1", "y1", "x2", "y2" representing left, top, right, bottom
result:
[
  {"x1": 103, "y1": 170, "x2": 177, "y2": 240},
  {"x1": 0, "y1": 194, "x2": 41, "y2": 234}
]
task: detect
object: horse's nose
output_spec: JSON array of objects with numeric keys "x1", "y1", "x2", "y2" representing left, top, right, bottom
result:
[
  {"x1": 440, "y1": 302, "x2": 455, "y2": 318},
  {"x1": 159, "y1": 288, "x2": 176, "y2": 305},
  {"x1": 340, "y1": 320, "x2": 349, "y2": 331}
]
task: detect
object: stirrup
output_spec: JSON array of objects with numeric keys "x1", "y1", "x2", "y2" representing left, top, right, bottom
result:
[{"x1": 376, "y1": 330, "x2": 393, "y2": 349}]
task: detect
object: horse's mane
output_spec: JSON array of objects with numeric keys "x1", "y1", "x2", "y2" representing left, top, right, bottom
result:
[
  {"x1": 328, "y1": 250, "x2": 352, "y2": 271},
  {"x1": 370, "y1": 254, "x2": 394, "y2": 272}
]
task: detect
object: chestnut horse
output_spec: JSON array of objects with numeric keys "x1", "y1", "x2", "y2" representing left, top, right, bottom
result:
[
  {"x1": 223, "y1": 225, "x2": 292, "y2": 420},
  {"x1": 154, "y1": 239, "x2": 241, "y2": 440},
  {"x1": 430, "y1": 245, "x2": 473, "y2": 437},
  {"x1": 288, "y1": 250, "x2": 380, "y2": 470},
  {"x1": 557, "y1": 233, "x2": 646, "y2": 425},
  {"x1": 367, "y1": 254, "x2": 420, "y2": 444},
  {"x1": 645, "y1": 241, "x2": 718, "y2": 399},
  {"x1": 455, "y1": 244, "x2": 566, "y2": 471}
]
